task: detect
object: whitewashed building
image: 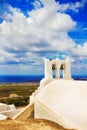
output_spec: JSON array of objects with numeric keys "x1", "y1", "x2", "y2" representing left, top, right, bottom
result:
[{"x1": 30, "y1": 57, "x2": 87, "y2": 130}]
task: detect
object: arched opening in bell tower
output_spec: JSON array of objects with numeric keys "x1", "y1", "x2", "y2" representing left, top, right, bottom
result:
[
  {"x1": 52, "y1": 64, "x2": 56, "y2": 78},
  {"x1": 60, "y1": 64, "x2": 65, "y2": 79}
]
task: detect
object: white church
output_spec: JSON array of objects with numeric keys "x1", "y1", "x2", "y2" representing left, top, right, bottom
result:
[
  {"x1": 30, "y1": 57, "x2": 87, "y2": 130},
  {"x1": 0, "y1": 56, "x2": 87, "y2": 130}
]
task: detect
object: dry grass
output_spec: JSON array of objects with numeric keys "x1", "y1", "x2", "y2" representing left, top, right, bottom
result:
[
  {"x1": 0, "y1": 83, "x2": 39, "y2": 106},
  {"x1": 0, "y1": 83, "x2": 39, "y2": 97},
  {"x1": 0, "y1": 119, "x2": 77, "y2": 130}
]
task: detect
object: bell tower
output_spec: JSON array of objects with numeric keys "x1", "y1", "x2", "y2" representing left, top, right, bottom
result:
[
  {"x1": 40, "y1": 57, "x2": 72, "y2": 87},
  {"x1": 44, "y1": 57, "x2": 71, "y2": 80}
]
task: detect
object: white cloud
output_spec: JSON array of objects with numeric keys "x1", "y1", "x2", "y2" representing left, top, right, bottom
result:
[
  {"x1": 71, "y1": 42, "x2": 87, "y2": 73},
  {"x1": 0, "y1": 0, "x2": 87, "y2": 74},
  {"x1": 0, "y1": 1, "x2": 76, "y2": 54},
  {"x1": 32, "y1": 0, "x2": 42, "y2": 9},
  {"x1": 57, "y1": 1, "x2": 81, "y2": 12},
  {"x1": 72, "y1": 42, "x2": 87, "y2": 56}
]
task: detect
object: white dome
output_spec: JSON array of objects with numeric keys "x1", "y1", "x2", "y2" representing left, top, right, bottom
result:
[{"x1": 35, "y1": 79, "x2": 87, "y2": 130}]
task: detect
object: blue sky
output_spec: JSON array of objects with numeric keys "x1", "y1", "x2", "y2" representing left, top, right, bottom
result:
[{"x1": 0, "y1": 0, "x2": 87, "y2": 76}]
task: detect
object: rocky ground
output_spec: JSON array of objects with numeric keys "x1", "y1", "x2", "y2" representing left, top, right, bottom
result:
[{"x1": 0, "y1": 119, "x2": 77, "y2": 130}]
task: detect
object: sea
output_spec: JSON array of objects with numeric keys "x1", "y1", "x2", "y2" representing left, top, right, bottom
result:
[{"x1": 0, "y1": 75, "x2": 87, "y2": 83}]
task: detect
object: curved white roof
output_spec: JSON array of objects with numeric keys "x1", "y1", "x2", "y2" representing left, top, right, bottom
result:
[{"x1": 36, "y1": 79, "x2": 87, "y2": 130}]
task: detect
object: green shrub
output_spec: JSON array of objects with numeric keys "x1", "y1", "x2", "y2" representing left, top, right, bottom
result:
[{"x1": 0, "y1": 96, "x2": 29, "y2": 106}]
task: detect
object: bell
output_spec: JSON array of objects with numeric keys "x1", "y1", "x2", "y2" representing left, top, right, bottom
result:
[
  {"x1": 52, "y1": 64, "x2": 56, "y2": 70},
  {"x1": 60, "y1": 64, "x2": 64, "y2": 70}
]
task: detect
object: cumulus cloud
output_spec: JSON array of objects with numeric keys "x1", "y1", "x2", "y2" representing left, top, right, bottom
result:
[
  {"x1": 0, "y1": 1, "x2": 76, "y2": 58},
  {"x1": 70, "y1": 41, "x2": 87, "y2": 75},
  {"x1": 72, "y1": 42, "x2": 87, "y2": 56},
  {"x1": 0, "y1": 0, "x2": 87, "y2": 75}
]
